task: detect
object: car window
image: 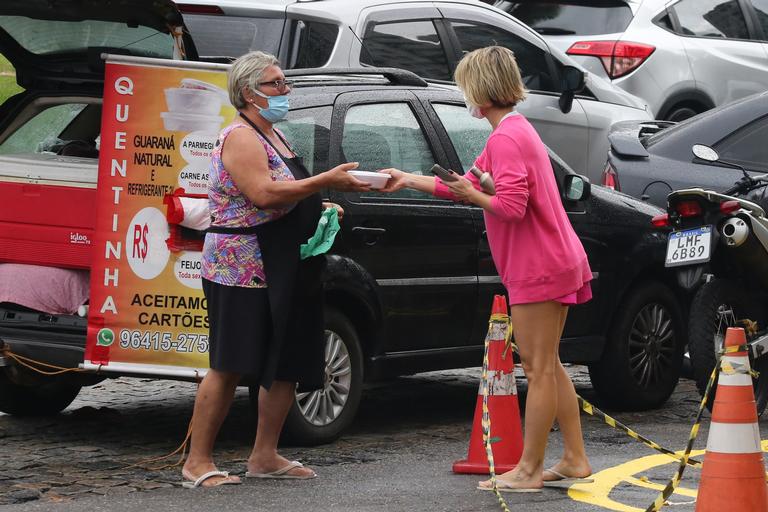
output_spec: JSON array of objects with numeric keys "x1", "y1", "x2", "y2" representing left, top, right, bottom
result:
[
  {"x1": 276, "y1": 106, "x2": 332, "y2": 175},
  {"x1": 285, "y1": 21, "x2": 339, "y2": 68},
  {"x1": 493, "y1": 1, "x2": 634, "y2": 36},
  {"x1": 360, "y1": 20, "x2": 452, "y2": 81},
  {"x1": 448, "y1": 21, "x2": 558, "y2": 93},
  {"x1": 0, "y1": 103, "x2": 90, "y2": 156},
  {"x1": 183, "y1": 14, "x2": 283, "y2": 58},
  {"x1": 671, "y1": 0, "x2": 749, "y2": 39},
  {"x1": 341, "y1": 103, "x2": 436, "y2": 200},
  {"x1": 750, "y1": 0, "x2": 768, "y2": 37},
  {"x1": 0, "y1": 54, "x2": 22, "y2": 103},
  {"x1": 714, "y1": 115, "x2": 768, "y2": 172},
  {"x1": 432, "y1": 103, "x2": 491, "y2": 172}
]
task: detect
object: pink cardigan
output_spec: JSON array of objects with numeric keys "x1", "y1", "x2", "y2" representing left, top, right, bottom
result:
[{"x1": 434, "y1": 114, "x2": 592, "y2": 305}]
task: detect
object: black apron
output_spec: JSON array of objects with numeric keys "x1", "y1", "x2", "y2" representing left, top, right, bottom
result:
[{"x1": 208, "y1": 116, "x2": 326, "y2": 391}]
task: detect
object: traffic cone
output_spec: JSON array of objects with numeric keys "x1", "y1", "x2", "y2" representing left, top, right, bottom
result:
[
  {"x1": 453, "y1": 294, "x2": 523, "y2": 474},
  {"x1": 696, "y1": 327, "x2": 768, "y2": 511}
]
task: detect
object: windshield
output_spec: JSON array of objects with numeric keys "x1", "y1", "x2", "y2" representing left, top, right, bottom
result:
[
  {"x1": 0, "y1": 16, "x2": 177, "y2": 58},
  {"x1": 493, "y1": 1, "x2": 634, "y2": 36}
]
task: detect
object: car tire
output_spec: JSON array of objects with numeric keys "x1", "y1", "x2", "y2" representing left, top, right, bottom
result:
[
  {"x1": 589, "y1": 281, "x2": 684, "y2": 410},
  {"x1": 688, "y1": 279, "x2": 768, "y2": 415},
  {"x1": 664, "y1": 105, "x2": 700, "y2": 122},
  {"x1": 249, "y1": 308, "x2": 364, "y2": 446},
  {"x1": 0, "y1": 367, "x2": 82, "y2": 416}
]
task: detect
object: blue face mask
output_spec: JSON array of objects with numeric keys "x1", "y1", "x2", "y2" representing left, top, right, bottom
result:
[{"x1": 253, "y1": 91, "x2": 289, "y2": 123}]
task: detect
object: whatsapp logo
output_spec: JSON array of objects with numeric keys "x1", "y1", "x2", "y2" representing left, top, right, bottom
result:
[{"x1": 96, "y1": 328, "x2": 115, "y2": 347}]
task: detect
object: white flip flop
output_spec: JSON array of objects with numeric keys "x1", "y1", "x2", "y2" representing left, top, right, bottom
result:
[
  {"x1": 182, "y1": 470, "x2": 240, "y2": 489},
  {"x1": 542, "y1": 468, "x2": 594, "y2": 488},
  {"x1": 245, "y1": 460, "x2": 316, "y2": 480}
]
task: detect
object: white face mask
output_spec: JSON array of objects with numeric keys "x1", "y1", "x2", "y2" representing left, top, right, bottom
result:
[{"x1": 463, "y1": 95, "x2": 485, "y2": 119}]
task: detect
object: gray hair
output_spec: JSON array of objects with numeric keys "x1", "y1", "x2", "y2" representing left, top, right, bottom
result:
[{"x1": 227, "y1": 51, "x2": 279, "y2": 109}]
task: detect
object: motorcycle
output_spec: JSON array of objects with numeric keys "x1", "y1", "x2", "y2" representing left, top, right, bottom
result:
[{"x1": 655, "y1": 144, "x2": 768, "y2": 414}]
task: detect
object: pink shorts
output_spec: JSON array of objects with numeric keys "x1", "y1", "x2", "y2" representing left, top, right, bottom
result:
[{"x1": 555, "y1": 282, "x2": 592, "y2": 306}]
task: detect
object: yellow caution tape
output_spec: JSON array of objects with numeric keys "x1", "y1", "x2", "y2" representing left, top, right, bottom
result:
[
  {"x1": 481, "y1": 316, "x2": 512, "y2": 512},
  {"x1": 576, "y1": 396, "x2": 702, "y2": 468},
  {"x1": 642, "y1": 364, "x2": 718, "y2": 512},
  {"x1": 642, "y1": 342, "x2": 760, "y2": 511}
]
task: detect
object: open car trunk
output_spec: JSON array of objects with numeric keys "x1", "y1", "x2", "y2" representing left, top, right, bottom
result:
[{"x1": 0, "y1": 0, "x2": 195, "y2": 304}]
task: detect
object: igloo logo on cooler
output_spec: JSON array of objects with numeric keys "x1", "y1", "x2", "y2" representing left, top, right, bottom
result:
[
  {"x1": 69, "y1": 232, "x2": 91, "y2": 245},
  {"x1": 125, "y1": 207, "x2": 170, "y2": 280}
]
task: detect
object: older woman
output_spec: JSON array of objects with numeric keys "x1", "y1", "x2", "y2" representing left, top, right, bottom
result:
[
  {"x1": 381, "y1": 46, "x2": 593, "y2": 492},
  {"x1": 182, "y1": 51, "x2": 369, "y2": 488}
]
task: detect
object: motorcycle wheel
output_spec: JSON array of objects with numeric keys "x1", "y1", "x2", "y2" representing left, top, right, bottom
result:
[{"x1": 688, "y1": 278, "x2": 768, "y2": 415}]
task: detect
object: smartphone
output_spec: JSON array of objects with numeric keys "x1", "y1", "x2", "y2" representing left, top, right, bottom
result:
[{"x1": 430, "y1": 164, "x2": 458, "y2": 182}]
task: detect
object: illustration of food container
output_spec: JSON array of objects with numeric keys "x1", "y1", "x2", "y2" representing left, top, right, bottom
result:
[
  {"x1": 161, "y1": 78, "x2": 228, "y2": 133},
  {"x1": 161, "y1": 111, "x2": 224, "y2": 134}
]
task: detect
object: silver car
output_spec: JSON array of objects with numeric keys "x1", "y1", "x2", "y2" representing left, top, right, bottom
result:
[
  {"x1": 179, "y1": 0, "x2": 651, "y2": 182},
  {"x1": 491, "y1": 0, "x2": 768, "y2": 121}
]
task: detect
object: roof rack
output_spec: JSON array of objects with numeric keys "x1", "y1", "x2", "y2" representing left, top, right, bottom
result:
[{"x1": 284, "y1": 67, "x2": 428, "y2": 87}]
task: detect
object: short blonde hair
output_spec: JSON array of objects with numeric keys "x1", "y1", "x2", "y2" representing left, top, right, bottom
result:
[
  {"x1": 227, "y1": 51, "x2": 279, "y2": 108},
  {"x1": 454, "y1": 46, "x2": 527, "y2": 108}
]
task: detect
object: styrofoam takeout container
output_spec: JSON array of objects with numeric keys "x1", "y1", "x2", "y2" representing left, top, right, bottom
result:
[
  {"x1": 348, "y1": 170, "x2": 391, "y2": 189},
  {"x1": 161, "y1": 112, "x2": 224, "y2": 133},
  {"x1": 164, "y1": 87, "x2": 222, "y2": 115},
  {"x1": 181, "y1": 78, "x2": 230, "y2": 102}
]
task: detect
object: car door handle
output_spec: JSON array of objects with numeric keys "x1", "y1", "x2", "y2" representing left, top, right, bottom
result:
[{"x1": 351, "y1": 226, "x2": 386, "y2": 246}]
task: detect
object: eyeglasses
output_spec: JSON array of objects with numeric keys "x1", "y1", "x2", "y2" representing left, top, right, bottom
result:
[{"x1": 258, "y1": 79, "x2": 294, "y2": 90}]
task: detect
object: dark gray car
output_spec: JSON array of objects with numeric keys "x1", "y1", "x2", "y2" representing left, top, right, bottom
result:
[{"x1": 603, "y1": 91, "x2": 768, "y2": 207}]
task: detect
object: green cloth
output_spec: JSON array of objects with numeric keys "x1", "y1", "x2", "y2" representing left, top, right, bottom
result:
[{"x1": 300, "y1": 207, "x2": 341, "y2": 260}]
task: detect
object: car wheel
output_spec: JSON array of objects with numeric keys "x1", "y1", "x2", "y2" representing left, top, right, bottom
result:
[
  {"x1": 688, "y1": 279, "x2": 768, "y2": 415},
  {"x1": 249, "y1": 308, "x2": 364, "y2": 446},
  {"x1": 589, "y1": 281, "x2": 684, "y2": 410},
  {"x1": 664, "y1": 105, "x2": 700, "y2": 122},
  {"x1": 0, "y1": 366, "x2": 82, "y2": 416}
]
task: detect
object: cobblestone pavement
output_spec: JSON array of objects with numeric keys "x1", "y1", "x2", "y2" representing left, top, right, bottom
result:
[{"x1": 0, "y1": 366, "x2": 703, "y2": 507}]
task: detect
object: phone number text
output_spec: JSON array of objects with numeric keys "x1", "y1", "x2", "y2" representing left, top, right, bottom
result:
[{"x1": 119, "y1": 329, "x2": 209, "y2": 353}]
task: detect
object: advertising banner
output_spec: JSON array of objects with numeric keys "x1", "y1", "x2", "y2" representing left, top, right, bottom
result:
[{"x1": 85, "y1": 57, "x2": 233, "y2": 374}]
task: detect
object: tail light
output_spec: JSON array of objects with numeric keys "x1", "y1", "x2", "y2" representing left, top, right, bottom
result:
[
  {"x1": 601, "y1": 161, "x2": 620, "y2": 190},
  {"x1": 567, "y1": 41, "x2": 655, "y2": 79},
  {"x1": 675, "y1": 200, "x2": 702, "y2": 218},
  {"x1": 651, "y1": 213, "x2": 669, "y2": 227},
  {"x1": 720, "y1": 200, "x2": 740, "y2": 214}
]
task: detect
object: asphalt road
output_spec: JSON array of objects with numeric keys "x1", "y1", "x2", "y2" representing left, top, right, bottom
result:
[{"x1": 1, "y1": 366, "x2": 766, "y2": 511}]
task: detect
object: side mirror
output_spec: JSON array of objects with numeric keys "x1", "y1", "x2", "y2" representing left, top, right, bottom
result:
[
  {"x1": 559, "y1": 65, "x2": 586, "y2": 114},
  {"x1": 692, "y1": 144, "x2": 719, "y2": 162},
  {"x1": 563, "y1": 174, "x2": 591, "y2": 201}
]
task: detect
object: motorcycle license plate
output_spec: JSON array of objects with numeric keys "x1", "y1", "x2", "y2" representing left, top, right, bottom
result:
[{"x1": 665, "y1": 226, "x2": 712, "y2": 267}]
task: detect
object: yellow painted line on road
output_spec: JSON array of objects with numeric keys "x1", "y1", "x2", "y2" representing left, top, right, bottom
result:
[
  {"x1": 567, "y1": 449, "x2": 705, "y2": 512},
  {"x1": 622, "y1": 476, "x2": 697, "y2": 497},
  {"x1": 567, "y1": 440, "x2": 768, "y2": 511}
]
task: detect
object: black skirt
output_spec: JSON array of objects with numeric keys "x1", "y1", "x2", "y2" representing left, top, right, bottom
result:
[
  {"x1": 202, "y1": 278, "x2": 271, "y2": 377},
  {"x1": 202, "y1": 266, "x2": 325, "y2": 390}
]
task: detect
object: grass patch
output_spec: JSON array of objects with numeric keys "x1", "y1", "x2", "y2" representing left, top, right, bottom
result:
[{"x1": 0, "y1": 54, "x2": 23, "y2": 103}]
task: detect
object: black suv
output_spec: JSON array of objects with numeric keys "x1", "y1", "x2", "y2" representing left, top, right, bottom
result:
[
  {"x1": 0, "y1": 62, "x2": 685, "y2": 445},
  {"x1": 270, "y1": 68, "x2": 685, "y2": 443}
]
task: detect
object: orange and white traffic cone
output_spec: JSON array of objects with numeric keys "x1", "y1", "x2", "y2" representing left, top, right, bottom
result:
[
  {"x1": 696, "y1": 326, "x2": 768, "y2": 511},
  {"x1": 453, "y1": 294, "x2": 523, "y2": 474}
]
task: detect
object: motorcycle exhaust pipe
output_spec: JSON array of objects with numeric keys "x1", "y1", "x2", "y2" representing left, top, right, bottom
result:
[{"x1": 721, "y1": 217, "x2": 750, "y2": 247}]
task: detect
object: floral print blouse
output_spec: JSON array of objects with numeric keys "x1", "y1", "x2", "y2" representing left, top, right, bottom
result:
[{"x1": 201, "y1": 123, "x2": 295, "y2": 288}]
